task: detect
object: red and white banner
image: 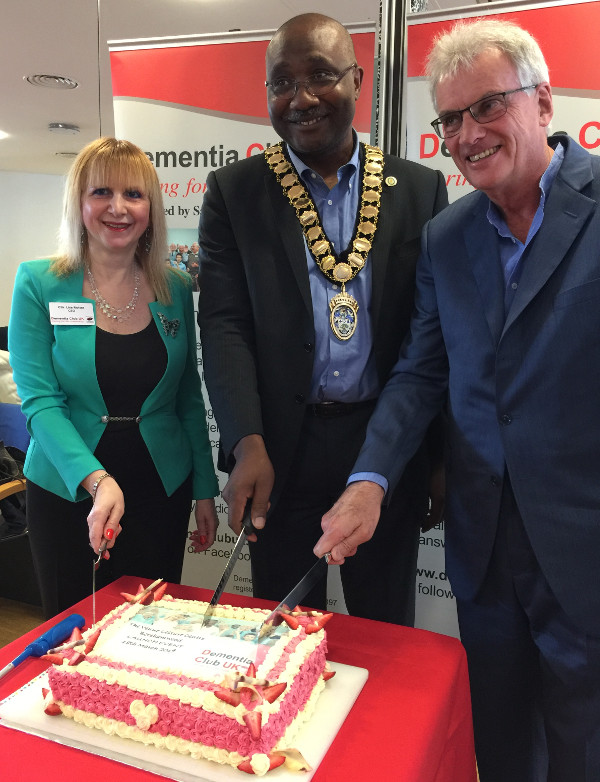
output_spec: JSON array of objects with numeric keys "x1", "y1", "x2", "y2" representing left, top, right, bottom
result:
[
  {"x1": 110, "y1": 32, "x2": 375, "y2": 228},
  {"x1": 406, "y1": 0, "x2": 600, "y2": 203}
]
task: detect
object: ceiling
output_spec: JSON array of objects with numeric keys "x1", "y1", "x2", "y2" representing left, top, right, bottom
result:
[{"x1": 1, "y1": 0, "x2": 477, "y2": 176}]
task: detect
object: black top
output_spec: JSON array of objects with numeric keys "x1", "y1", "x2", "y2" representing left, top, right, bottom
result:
[
  {"x1": 94, "y1": 318, "x2": 167, "y2": 496},
  {"x1": 95, "y1": 318, "x2": 166, "y2": 421}
]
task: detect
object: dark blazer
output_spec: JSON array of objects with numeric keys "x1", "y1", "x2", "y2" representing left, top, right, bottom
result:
[
  {"x1": 198, "y1": 146, "x2": 447, "y2": 509},
  {"x1": 355, "y1": 135, "x2": 600, "y2": 635}
]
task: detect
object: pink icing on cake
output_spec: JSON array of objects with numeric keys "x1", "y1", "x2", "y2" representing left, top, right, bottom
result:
[{"x1": 45, "y1": 595, "x2": 332, "y2": 776}]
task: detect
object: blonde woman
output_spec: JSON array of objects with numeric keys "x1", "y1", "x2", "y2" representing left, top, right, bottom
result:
[{"x1": 9, "y1": 137, "x2": 218, "y2": 618}]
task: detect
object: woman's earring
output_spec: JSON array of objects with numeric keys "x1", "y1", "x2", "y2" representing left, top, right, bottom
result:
[{"x1": 144, "y1": 227, "x2": 152, "y2": 254}]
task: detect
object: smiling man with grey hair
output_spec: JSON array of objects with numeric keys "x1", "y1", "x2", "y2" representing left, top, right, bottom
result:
[{"x1": 316, "y1": 18, "x2": 600, "y2": 781}]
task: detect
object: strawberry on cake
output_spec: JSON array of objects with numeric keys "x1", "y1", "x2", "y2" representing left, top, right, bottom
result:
[{"x1": 41, "y1": 583, "x2": 335, "y2": 776}]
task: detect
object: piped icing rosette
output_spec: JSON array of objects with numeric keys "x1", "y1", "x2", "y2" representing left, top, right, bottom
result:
[{"x1": 43, "y1": 586, "x2": 335, "y2": 776}]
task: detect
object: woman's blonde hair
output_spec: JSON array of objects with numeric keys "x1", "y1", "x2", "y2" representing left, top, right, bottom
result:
[{"x1": 52, "y1": 137, "x2": 176, "y2": 304}]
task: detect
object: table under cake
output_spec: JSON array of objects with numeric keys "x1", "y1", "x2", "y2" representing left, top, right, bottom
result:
[{"x1": 0, "y1": 576, "x2": 477, "y2": 781}]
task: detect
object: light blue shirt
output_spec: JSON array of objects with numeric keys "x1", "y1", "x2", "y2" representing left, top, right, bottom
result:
[
  {"x1": 487, "y1": 141, "x2": 564, "y2": 316},
  {"x1": 350, "y1": 139, "x2": 565, "y2": 496},
  {"x1": 287, "y1": 138, "x2": 379, "y2": 404}
]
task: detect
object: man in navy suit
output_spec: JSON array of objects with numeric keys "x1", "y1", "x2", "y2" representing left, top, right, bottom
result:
[{"x1": 316, "y1": 18, "x2": 600, "y2": 782}]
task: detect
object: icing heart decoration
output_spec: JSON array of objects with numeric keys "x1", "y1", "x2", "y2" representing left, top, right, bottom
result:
[{"x1": 130, "y1": 699, "x2": 159, "y2": 730}]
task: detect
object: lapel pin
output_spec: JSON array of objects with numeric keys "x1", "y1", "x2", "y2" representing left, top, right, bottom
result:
[
  {"x1": 158, "y1": 312, "x2": 180, "y2": 338},
  {"x1": 385, "y1": 176, "x2": 398, "y2": 187}
]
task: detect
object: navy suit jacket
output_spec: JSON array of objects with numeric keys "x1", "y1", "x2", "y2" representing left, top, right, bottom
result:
[{"x1": 355, "y1": 135, "x2": 600, "y2": 635}]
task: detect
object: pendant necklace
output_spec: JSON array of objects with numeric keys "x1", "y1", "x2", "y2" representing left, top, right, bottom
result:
[
  {"x1": 87, "y1": 265, "x2": 140, "y2": 323},
  {"x1": 265, "y1": 141, "x2": 384, "y2": 340}
]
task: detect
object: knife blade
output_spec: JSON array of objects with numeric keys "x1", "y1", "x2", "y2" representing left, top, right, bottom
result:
[
  {"x1": 256, "y1": 553, "x2": 331, "y2": 642},
  {"x1": 92, "y1": 538, "x2": 108, "y2": 626},
  {"x1": 202, "y1": 507, "x2": 256, "y2": 626}
]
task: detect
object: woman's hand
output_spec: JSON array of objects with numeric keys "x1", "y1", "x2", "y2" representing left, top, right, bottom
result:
[
  {"x1": 83, "y1": 471, "x2": 124, "y2": 556},
  {"x1": 189, "y1": 498, "x2": 219, "y2": 552}
]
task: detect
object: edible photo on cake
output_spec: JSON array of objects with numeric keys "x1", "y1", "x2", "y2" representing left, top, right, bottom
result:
[{"x1": 40, "y1": 585, "x2": 336, "y2": 776}]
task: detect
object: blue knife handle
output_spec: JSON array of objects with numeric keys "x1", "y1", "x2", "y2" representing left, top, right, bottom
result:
[{"x1": 11, "y1": 613, "x2": 86, "y2": 667}]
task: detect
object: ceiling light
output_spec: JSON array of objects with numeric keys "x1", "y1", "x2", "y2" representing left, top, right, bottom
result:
[
  {"x1": 55, "y1": 151, "x2": 78, "y2": 158},
  {"x1": 25, "y1": 74, "x2": 79, "y2": 90},
  {"x1": 0, "y1": 130, "x2": 9, "y2": 141},
  {"x1": 48, "y1": 123, "x2": 80, "y2": 134}
]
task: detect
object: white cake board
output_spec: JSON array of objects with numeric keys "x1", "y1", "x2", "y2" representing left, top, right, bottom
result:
[{"x1": 0, "y1": 661, "x2": 367, "y2": 781}]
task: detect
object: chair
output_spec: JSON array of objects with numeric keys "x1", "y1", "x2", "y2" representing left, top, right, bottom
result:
[
  {"x1": 0, "y1": 403, "x2": 29, "y2": 453},
  {"x1": 0, "y1": 476, "x2": 39, "y2": 605},
  {"x1": 0, "y1": 477, "x2": 26, "y2": 501}
]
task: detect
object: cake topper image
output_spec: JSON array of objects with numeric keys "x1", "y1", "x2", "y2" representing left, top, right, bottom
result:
[{"x1": 39, "y1": 581, "x2": 337, "y2": 776}]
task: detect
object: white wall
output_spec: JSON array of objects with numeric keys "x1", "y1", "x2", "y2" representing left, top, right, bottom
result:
[{"x1": 0, "y1": 171, "x2": 64, "y2": 324}]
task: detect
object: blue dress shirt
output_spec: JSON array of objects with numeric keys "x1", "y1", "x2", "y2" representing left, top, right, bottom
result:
[
  {"x1": 287, "y1": 138, "x2": 380, "y2": 404},
  {"x1": 487, "y1": 141, "x2": 564, "y2": 316}
]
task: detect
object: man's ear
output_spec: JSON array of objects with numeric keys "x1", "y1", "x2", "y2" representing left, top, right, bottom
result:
[
  {"x1": 537, "y1": 82, "x2": 554, "y2": 129},
  {"x1": 354, "y1": 65, "x2": 364, "y2": 100}
]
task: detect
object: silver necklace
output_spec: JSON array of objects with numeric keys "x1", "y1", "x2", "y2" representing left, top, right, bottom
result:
[{"x1": 87, "y1": 265, "x2": 140, "y2": 322}]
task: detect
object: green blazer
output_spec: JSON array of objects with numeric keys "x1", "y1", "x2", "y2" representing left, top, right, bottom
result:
[{"x1": 9, "y1": 259, "x2": 218, "y2": 502}]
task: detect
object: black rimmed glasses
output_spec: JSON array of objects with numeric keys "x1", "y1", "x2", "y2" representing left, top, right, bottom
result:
[
  {"x1": 430, "y1": 85, "x2": 539, "y2": 139},
  {"x1": 266, "y1": 63, "x2": 357, "y2": 100}
]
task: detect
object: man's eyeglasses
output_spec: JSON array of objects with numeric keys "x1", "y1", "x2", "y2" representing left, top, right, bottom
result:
[
  {"x1": 430, "y1": 85, "x2": 539, "y2": 139},
  {"x1": 266, "y1": 63, "x2": 357, "y2": 100}
]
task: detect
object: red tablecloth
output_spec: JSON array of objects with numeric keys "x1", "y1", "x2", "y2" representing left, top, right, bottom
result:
[{"x1": 0, "y1": 577, "x2": 476, "y2": 781}]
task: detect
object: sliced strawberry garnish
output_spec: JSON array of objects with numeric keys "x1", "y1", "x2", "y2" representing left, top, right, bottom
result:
[
  {"x1": 214, "y1": 686, "x2": 242, "y2": 707},
  {"x1": 67, "y1": 627, "x2": 83, "y2": 644},
  {"x1": 262, "y1": 682, "x2": 287, "y2": 703},
  {"x1": 41, "y1": 653, "x2": 66, "y2": 665},
  {"x1": 42, "y1": 689, "x2": 62, "y2": 715},
  {"x1": 68, "y1": 651, "x2": 86, "y2": 666},
  {"x1": 243, "y1": 710, "x2": 262, "y2": 741},
  {"x1": 281, "y1": 613, "x2": 300, "y2": 630},
  {"x1": 246, "y1": 662, "x2": 257, "y2": 678},
  {"x1": 304, "y1": 622, "x2": 320, "y2": 634},
  {"x1": 120, "y1": 592, "x2": 138, "y2": 603},
  {"x1": 134, "y1": 584, "x2": 153, "y2": 605},
  {"x1": 153, "y1": 583, "x2": 168, "y2": 601},
  {"x1": 315, "y1": 612, "x2": 333, "y2": 628},
  {"x1": 83, "y1": 628, "x2": 101, "y2": 654},
  {"x1": 237, "y1": 754, "x2": 286, "y2": 774},
  {"x1": 323, "y1": 669, "x2": 336, "y2": 681}
]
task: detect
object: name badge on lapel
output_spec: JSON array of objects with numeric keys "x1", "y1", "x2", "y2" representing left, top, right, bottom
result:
[{"x1": 49, "y1": 302, "x2": 95, "y2": 325}]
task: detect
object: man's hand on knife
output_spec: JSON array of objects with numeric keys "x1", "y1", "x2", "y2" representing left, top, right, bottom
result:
[
  {"x1": 222, "y1": 434, "x2": 274, "y2": 540},
  {"x1": 314, "y1": 480, "x2": 384, "y2": 565}
]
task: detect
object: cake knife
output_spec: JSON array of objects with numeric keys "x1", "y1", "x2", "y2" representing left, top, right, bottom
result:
[
  {"x1": 202, "y1": 507, "x2": 257, "y2": 626},
  {"x1": 256, "y1": 553, "x2": 331, "y2": 642},
  {"x1": 92, "y1": 539, "x2": 108, "y2": 626}
]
